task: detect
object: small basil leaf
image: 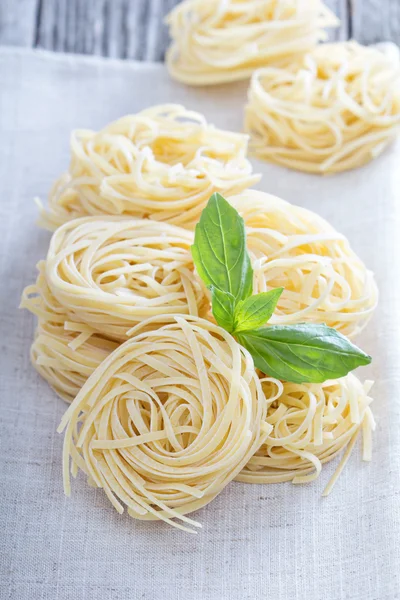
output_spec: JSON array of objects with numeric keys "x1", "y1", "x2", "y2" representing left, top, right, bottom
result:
[
  {"x1": 233, "y1": 288, "x2": 283, "y2": 333},
  {"x1": 209, "y1": 287, "x2": 236, "y2": 333},
  {"x1": 236, "y1": 324, "x2": 371, "y2": 383},
  {"x1": 191, "y1": 192, "x2": 253, "y2": 302}
]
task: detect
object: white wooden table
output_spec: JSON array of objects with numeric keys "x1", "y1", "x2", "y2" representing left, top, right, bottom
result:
[{"x1": 0, "y1": 0, "x2": 399, "y2": 62}]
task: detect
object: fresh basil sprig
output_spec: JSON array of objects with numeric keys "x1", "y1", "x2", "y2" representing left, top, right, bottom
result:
[{"x1": 191, "y1": 193, "x2": 371, "y2": 384}]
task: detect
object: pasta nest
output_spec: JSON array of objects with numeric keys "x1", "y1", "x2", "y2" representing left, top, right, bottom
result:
[
  {"x1": 166, "y1": 0, "x2": 338, "y2": 85},
  {"x1": 44, "y1": 217, "x2": 209, "y2": 342},
  {"x1": 58, "y1": 316, "x2": 271, "y2": 532},
  {"x1": 39, "y1": 104, "x2": 259, "y2": 230},
  {"x1": 237, "y1": 373, "x2": 375, "y2": 490},
  {"x1": 20, "y1": 262, "x2": 117, "y2": 403},
  {"x1": 245, "y1": 41, "x2": 400, "y2": 172},
  {"x1": 229, "y1": 190, "x2": 378, "y2": 338}
]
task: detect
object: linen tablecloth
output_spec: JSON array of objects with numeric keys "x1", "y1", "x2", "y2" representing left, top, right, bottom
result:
[{"x1": 0, "y1": 47, "x2": 399, "y2": 600}]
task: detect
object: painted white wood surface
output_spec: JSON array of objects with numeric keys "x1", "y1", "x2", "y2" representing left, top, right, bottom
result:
[{"x1": 0, "y1": 0, "x2": 398, "y2": 60}]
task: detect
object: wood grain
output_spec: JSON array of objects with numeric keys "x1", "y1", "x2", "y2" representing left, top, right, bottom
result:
[
  {"x1": 0, "y1": 0, "x2": 399, "y2": 61},
  {"x1": 352, "y1": 0, "x2": 400, "y2": 44},
  {"x1": 0, "y1": 0, "x2": 38, "y2": 47}
]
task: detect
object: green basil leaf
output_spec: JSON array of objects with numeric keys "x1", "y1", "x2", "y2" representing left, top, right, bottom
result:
[
  {"x1": 236, "y1": 324, "x2": 371, "y2": 383},
  {"x1": 191, "y1": 192, "x2": 253, "y2": 302},
  {"x1": 233, "y1": 288, "x2": 283, "y2": 333},
  {"x1": 210, "y1": 287, "x2": 236, "y2": 333}
]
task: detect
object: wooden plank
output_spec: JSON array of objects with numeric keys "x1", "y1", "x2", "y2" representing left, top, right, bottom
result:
[
  {"x1": 0, "y1": 0, "x2": 38, "y2": 47},
  {"x1": 352, "y1": 0, "x2": 400, "y2": 45},
  {"x1": 34, "y1": 0, "x2": 93, "y2": 54},
  {"x1": 34, "y1": 0, "x2": 153, "y2": 59},
  {"x1": 124, "y1": 0, "x2": 150, "y2": 61},
  {"x1": 144, "y1": 0, "x2": 178, "y2": 61},
  {"x1": 99, "y1": 0, "x2": 126, "y2": 58},
  {"x1": 35, "y1": 0, "x2": 88, "y2": 54},
  {"x1": 34, "y1": 0, "x2": 58, "y2": 51}
]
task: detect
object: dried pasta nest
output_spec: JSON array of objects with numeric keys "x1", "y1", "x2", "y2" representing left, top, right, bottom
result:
[
  {"x1": 39, "y1": 104, "x2": 259, "y2": 230},
  {"x1": 166, "y1": 0, "x2": 338, "y2": 85},
  {"x1": 237, "y1": 373, "x2": 375, "y2": 491},
  {"x1": 20, "y1": 262, "x2": 117, "y2": 403},
  {"x1": 229, "y1": 190, "x2": 378, "y2": 338},
  {"x1": 245, "y1": 41, "x2": 400, "y2": 173},
  {"x1": 58, "y1": 316, "x2": 270, "y2": 532},
  {"x1": 44, "y1": 217, "x2": 209, "y2": 342}
]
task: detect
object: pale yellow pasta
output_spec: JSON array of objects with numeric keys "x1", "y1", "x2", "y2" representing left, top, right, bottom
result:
[
  {"x1": 228, "y1": 190, "x2": 378, "y2": 338},
  {"x1": 30, "y1": 323, "x2": 117, "y2": 404},
  {"x1": 237, "y1": 373, "x2": 375, "y2": 492},
  {"x1": 20, "y1": 262, "x2": 117, "y2": 403},
  {"x1": 166, "y1": 0, "x2": 338, "y2": 85},
  {"x1": 245, "y1": 41, "x2": 400, "y2": 173},
  {"x1": 57, "y1": 316, "x2": 272, "y2": 532},
  {"x1": 44, "y1": 217, "x2": 209, "y2": 342},
  {"x1": 38, "y1": 104, "x2": 259, "y2": 230}
]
